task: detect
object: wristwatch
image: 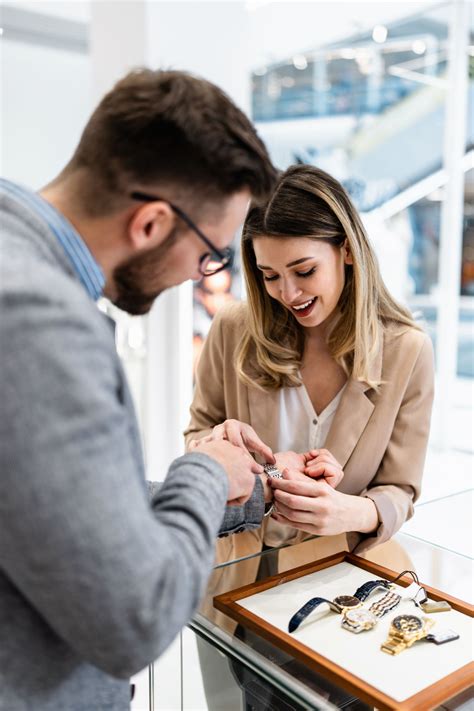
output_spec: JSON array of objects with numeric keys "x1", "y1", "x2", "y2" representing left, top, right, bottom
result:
[
  {"x1": 353, "y1": 579, "x2": 393, "y2": 601},
  {"x1": 381, "y1": 614, "x2": 434, "y2": 655},
  {"x1": 342, "y1": 590, "x2": 401, "y2": 634},
  {"x1": 288, "y1": 577, "x2": 393, "y2": 634},
  {"x1": 289, "y1": 595, "x2": 362, "y2": 633},
  {"x1": 263, "y1": 464, "x2": 283, "y2": 518}
]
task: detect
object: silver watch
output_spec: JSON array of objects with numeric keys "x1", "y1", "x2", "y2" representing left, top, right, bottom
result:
[{"x1": 263, "y1": 463, "x2": 283, "y2": 517}]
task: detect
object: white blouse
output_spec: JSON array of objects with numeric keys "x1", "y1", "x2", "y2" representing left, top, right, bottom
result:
[
  {"x1": 277, "y1": 381, "x2": 346, "y2": 453},
  {"x1": 263, "y1": 381, "x2": 346, "y2": 547}
]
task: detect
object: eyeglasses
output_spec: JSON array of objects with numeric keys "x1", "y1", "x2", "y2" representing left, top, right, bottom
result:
[{"x1": 130, "y1": 191, "x2": 234, "y2": 277}]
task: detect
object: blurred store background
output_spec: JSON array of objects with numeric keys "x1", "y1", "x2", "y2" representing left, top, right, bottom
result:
[{"x1": 1, "y1": 1, "x2": 472, "y2": 708}]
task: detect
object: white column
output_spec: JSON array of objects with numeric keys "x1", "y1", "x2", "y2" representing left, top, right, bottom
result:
[
  {"x1": 434, "y1": 0, "x2": 470, "y2": 448},
  {"x1": 90, "y1": 1, "x2": 147, "y2": 100},
  {"x1": 90, "y1": 1, "x2": 251, "y2": 480}
]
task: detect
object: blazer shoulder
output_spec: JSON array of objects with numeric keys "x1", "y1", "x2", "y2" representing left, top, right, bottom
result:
[
  {"x1": 212, "y1": 300, "x2": 249, "y2": 335},
  {"x1": 383, "y1": 323, "x2": 433, "y2": 369}
]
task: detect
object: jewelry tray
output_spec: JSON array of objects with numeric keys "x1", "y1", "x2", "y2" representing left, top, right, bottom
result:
[{"x1": 214, "y1": 551, "x2": 473, "y2": 710}]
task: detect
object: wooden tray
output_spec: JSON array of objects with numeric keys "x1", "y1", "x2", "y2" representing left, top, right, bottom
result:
[{"x1": 214, "y1": 551, "x2": 474, "y2": 711}]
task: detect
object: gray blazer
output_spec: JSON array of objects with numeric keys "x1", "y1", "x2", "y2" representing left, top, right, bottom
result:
[{"x1": 0, "y1": 190, "x2": 264, "y2": 711}]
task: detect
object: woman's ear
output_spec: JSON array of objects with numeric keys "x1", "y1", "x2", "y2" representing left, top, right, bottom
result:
[
  {"x1": 343, "y1": 238, "x2": 353, "y2": 265},
  {"x1": 127, "y1": 201, "x2": 175, "y2": 252}
]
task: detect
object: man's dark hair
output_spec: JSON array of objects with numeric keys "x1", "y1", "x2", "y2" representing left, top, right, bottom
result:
[{"x1": 64, "y1": 68, "x2": 276, "y2": 215}]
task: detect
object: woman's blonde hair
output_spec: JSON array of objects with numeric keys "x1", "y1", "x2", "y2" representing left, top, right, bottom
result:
[{"x1": 236, "y1": 164, "x2": 418, "y2": 391}]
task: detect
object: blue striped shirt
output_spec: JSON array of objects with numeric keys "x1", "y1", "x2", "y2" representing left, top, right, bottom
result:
[{"x1": 0, "y1": 178, "x2": 105, "y2": 301}]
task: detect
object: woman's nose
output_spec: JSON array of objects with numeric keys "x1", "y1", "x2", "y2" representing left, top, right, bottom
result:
[{"x1": 280, "y1": 279, "x2": 302, "y2": 304}]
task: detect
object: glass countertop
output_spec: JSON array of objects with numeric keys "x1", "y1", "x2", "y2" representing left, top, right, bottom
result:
[{"x1": 187, "y1": 533, "x2": 473, "y2": 710}]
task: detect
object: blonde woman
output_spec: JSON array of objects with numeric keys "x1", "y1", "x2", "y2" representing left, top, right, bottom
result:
[{"x1": 185, "y1": 164, "x2": 434, "y2": 567}]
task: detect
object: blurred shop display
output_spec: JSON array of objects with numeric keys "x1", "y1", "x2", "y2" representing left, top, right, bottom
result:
[
  {"x1": 191, "y1": 2, "x2": 473, "y2": 379},
  {"x1": 192, "y1": 255, "x2": 243, "y2": 375}
]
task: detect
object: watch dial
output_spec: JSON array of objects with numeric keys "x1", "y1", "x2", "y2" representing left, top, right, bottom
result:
[
  {"x1": 334, "y1": 595, "x2": 360, "y2": 608},
  {"x1": 345, "y1": 609, "x2": 377, "y2": 625},
  {"x1": 392, "y1": 615, "x2": 423, "y2": 632}
]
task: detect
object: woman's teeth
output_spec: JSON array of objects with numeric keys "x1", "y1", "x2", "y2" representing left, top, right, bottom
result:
[{"x1": 293, "y1": 298, "x2": 315, "y2": 311}]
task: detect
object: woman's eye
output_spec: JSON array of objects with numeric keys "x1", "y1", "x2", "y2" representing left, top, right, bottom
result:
[
  {"x1": 263, "y1": 274, "x2": 279, "y2": 282},
  {"x1": 297, "y1": 267, "x2": 316, "y2": 278}
]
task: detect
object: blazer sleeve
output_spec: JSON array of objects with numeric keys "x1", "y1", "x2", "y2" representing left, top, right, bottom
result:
[
  {"x1": 0, "y1": 287, "x2": 230, "y2": 680},
  {"x1": 184, "y1": 306, "x2": 228, "y2": 446},
  {"x1": 349, "y1": 334, "x2": 435, "y2": 555},
  {"x1": 184, "y1": 305, "x2": 266, "y2": 534}
]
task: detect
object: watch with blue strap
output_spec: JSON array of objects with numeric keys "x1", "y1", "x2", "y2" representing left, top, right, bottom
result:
[
  {"x1": 288, "y1": 578, "x2": 393, "y2": 633},
  {"x1": 288, "y1": 595, "x2": 362, "y2": 633},
  {"x1": 353, "y1": 579, "x2": 393, "y2": 602}
]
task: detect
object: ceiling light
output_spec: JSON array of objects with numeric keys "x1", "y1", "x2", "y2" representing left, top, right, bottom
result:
[
  {"x1": 412, "y1": 40, "x2": 426, "y2": 55},
  {"x1": 293, "y1": 55, "x2": 308, "y2": 70},
  {"x1": 372, "y1": 25, "x2": 388, "y2": 44}
]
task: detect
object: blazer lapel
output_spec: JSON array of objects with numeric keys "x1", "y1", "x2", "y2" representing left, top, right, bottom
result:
[
  {"x1": 324, "y1": 333, "x2": 384, "y2": 469},
  {"x1": 324, "y1": 380, "x2": 375, "y2": 468}
]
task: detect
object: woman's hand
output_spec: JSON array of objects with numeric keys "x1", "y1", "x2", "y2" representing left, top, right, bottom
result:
[
  {"x1": 302, "y1": 448, "x2": 344, "y2": 489},
  {"x1": 273, "y1": 451, "x2": 307, "y2": 475},
  {"x1": 269, "y1": 469, "x2": 379, "y2": 536},
  {"x1": 188, "y1": 419, "x2": 275, "y2": 464}
]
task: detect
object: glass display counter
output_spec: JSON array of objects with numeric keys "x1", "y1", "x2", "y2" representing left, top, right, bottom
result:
[{"x1": 185, "y1": 532, "x2": 473, "y2": 711}]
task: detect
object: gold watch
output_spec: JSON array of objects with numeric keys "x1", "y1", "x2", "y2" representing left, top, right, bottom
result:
[{"x1": 381, "y1": 614, "x2": 434, "y2": 655}]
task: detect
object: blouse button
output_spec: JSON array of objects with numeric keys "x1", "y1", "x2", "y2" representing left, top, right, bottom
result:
[{"x1": 312, "y1": 418, "x2": 318, "y2": 425}]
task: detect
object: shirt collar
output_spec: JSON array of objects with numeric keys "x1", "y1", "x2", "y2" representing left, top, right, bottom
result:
[{"x1": 0, "y1": 178, "x2": 105, "y2": 301}]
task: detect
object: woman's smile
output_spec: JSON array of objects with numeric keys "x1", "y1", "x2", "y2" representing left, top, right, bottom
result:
[{"x1": 289, "y1": 296, "x2": 318, "y2": 318}]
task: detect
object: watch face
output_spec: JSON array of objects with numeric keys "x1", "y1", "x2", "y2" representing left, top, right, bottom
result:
[
  {"x1": 392, "y1": 615, "x2": 423, "y2": 632},
  {"x1": 344, "y1": 609, "x2": 377, "y2": 626},
  {"x1": 334, "y1": 595, "x2": 360, "y2": 609}
]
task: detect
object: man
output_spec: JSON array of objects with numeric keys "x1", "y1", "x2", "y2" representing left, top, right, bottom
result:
[{"x1": 0, "y1": 69, "x2": 276, "y2": 710}]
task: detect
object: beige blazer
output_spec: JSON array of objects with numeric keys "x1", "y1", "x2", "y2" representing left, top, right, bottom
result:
[{"x1": 185, "y1": 301, "x2": 434, "y2": 566}]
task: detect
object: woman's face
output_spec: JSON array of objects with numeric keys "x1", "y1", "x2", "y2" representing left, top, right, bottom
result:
[{"x1": 253, "y1": 236, "x2": 352, "y2": 332}]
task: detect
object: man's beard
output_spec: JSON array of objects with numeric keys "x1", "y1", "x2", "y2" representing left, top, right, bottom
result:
[{"x1": 112, "y1": 228, "x2": 180, "y2": 315}]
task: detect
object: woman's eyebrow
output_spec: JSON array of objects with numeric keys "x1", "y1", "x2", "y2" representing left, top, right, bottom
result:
[{"x1": 256, "y1": 257, "x2": 313, "y2": 270}]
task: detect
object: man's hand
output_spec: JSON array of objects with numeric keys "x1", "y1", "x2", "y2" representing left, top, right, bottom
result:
[
  {"x1": 188, "y1": 419, "x2": 275, "y2": 465},
  {"x1": 192, "y1": 438, "x2": 262, "y2": 505}
]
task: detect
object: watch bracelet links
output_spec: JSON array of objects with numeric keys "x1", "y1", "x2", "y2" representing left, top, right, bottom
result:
[
  {"x1": 369, "y1": 590, "x2": 401, "y2": 618},
  {"x1": 263, "y1": 464, "x2": 283, "y2": 518},
  {"x1": 381, "y1": 634, "x2": 414, "y2": 655}
]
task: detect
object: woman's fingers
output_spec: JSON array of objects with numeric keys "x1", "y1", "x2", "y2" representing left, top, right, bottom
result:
[
  {"x1": 304, "y1": 462, "x2": 343, "y2": 488},
  {"x1": 271, "y1": 499, "x2": 318, "y2": 524},
  {"x1": 271, "y1": 476, "x2": 325, "y2": 503}
]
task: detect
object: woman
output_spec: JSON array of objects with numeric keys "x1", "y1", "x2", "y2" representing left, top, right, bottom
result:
[{"x1": 185, "y1": 164, "x2": 434, "y2": 566}]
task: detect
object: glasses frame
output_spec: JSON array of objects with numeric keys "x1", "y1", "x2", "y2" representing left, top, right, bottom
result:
[{"x1": 130, "y1": 191, "x2": 234, "y2": 277}]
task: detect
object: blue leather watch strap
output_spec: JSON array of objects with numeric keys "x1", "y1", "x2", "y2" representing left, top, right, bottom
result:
[
  {"x1": 288, "y1": 597, "x2": 336, "y2": 633},
  {"x1": 354, "y1": 579, "x2": 391, "y2": 601}
]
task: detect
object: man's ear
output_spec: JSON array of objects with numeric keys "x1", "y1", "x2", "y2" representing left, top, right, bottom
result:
[
  {"x1": 343, "y1": 238, "x2": 353, "y2": 265},
  {"x1": 127, "y1": 201, "x2": 176, "y2": 251}
]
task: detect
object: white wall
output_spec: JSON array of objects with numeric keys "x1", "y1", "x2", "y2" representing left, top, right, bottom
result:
[{"x1": 0, "y1": 37, "x2": 91, "y2": 189}]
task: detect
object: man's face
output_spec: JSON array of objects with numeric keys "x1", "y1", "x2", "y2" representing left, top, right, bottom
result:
[{"x1": 112, "y1": 189, "x2": 250, "y2": 315}]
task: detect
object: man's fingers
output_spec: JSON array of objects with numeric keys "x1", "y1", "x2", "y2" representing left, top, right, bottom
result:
[
  {"x1": 242, "y1": 430, "x2": 275, "y2": 463},
  {"x1": 224, "y1": 421, "x2": 247, "y2": 450}
]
